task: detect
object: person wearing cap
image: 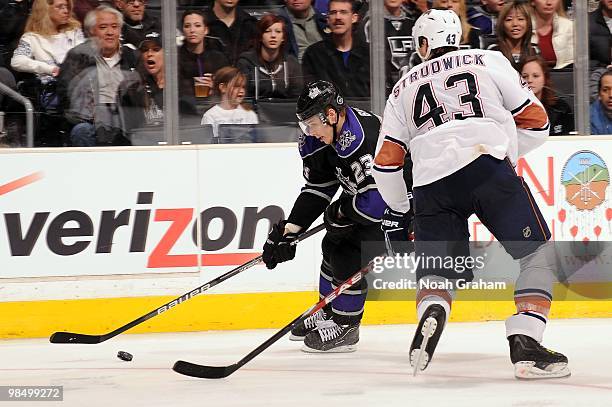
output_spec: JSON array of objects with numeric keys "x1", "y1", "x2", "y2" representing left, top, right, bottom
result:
[
  {"x1": 56, "y1": 5, "x2": 139, "y2": 146},
  {"x1": 118, "y1": 30, "x2": 164, "y2": 132},
  {"x1": 113, "y1": 0, "x2": 161, "y2": 50}
]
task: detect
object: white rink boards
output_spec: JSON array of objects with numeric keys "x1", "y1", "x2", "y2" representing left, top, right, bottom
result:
[{"x1": 1, "y1": 319, "x2": 611, "y2": 407}]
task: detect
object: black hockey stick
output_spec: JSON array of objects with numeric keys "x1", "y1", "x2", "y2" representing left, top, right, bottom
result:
[
  {"x1": 49, "y1": 223, "x2": 325, "y2": 344},
  {"x1": 172, "y1": 254, "x2": 383, "y2": 379}
]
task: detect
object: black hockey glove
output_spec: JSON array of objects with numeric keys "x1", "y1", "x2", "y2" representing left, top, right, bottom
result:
[
  {"x1": 381, "y1": 207, "x2": 414, "y2": 255},
  {"x1": 262, "y1": 221, "x2": 299, "y2": 270},
  {"x1": 323, "y1": 199, "x2": 355, "y2": 243}
]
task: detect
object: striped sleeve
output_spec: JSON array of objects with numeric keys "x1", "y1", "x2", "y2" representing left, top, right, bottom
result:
[
  {"x1": 372, "y1": 98, "x2": 412, "y2": 213},
  {"x1": 488, "y1": 52, "x2": 550, "y2": 157}
]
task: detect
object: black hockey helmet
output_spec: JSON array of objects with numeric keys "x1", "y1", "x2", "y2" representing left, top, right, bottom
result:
[{"x1": 296, "y1": 80, "x2": 345, "y2": 122}]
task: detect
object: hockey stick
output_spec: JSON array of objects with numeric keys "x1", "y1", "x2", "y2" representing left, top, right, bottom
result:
[
  {"x1": 172, "y1": 253, "x2": 384, "y2": 379},
  {"x1": 49, "y1": 223, "x2": 325, "y2": 344}
]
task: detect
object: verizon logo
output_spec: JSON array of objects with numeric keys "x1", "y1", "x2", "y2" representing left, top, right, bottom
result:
[{"x1": 2, "y1": 174, "x2": 284, "y2": 268}]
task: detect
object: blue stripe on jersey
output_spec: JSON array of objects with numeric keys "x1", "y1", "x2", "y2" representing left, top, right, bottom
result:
[
  {"x1": 335, "y1": 107, "x2": 366, "y2": 158},
  {"x1": 511, "y1": 99, "x2": 531, "y2": 115},
  {"x1": 384, "y1": 135, "x2": 408, "y2": 151},
  {"x1": 373, "y1": 164, "x2": 403, "y2": 172},
  {"x1": 355, "y1": 188, "x2": 387, "y2": 221}
]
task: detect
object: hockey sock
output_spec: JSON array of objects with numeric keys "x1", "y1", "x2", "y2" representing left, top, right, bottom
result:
[
  {"x1": 319, "y1": 258, "x2": 334, "y2": 299},
  {"x1": 416, "y1": 276, "x2": 453, "y2": 323}
]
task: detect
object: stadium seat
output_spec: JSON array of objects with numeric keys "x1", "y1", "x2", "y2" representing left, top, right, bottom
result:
[{"x1": 255, "y1": 98, "x2": 298, "y2": 124}]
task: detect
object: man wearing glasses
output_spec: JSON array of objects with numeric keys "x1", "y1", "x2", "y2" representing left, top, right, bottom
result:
[{"x1": 301, "y1": 0, "x2": 370, "y2": 97}]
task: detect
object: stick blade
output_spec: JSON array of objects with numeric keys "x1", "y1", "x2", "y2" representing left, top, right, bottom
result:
[
  {"x1": 49, "y1": 331, "x2": 103, "y2": 344},
  {"x1": 173, "y1": 360, "x2": 237, "y2": 379}
]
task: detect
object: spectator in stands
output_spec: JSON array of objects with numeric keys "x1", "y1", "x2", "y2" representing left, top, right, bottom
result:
[
  {"x1": 57, "y1": 6, "x2": 139, "y2": 146},
  {"x1": 74, "y1": 0, "x2": 109, "y2": 24},
  {"x1": 201, "y1": 66, "x2": 258, "y2": 137},
  {"x1": 236, "y1": 14, "x2": 303, "y2": 100},
  {"x1": 402, "y1": 0, "x2": 429, "y2": 19},
  {"x1": 467, "y1": 0, "x2": 504, "y2": 35},
  {"x1": 488, "y1": 1, "x2": 539, "y2": 70},
  {"x1": 302, "y1": 0, "x2": 370, "y2": 97},
  {"x1": 433, "y1": 0, "x2": 482, "y2": 49},
  {"x1": 520, "y1": 55, "x2": 573, "y2": 135},
  {"x1": 118, "y1": 31, "x2": 164, "y2": 132},
  {"x1": 314, "y1": 0, "x2": 329, "y2": 15},
  {"x1": 589, "y1": 0, "x2": 612, "y2": 71},
  {"x1": 591, "y1": 69, "x2": 612, "y2": 135},
  {"x1": 0, "y1": 0, "x2": 32, "y2": 68},
  {"x1": 205, "y1": 0, "x2": 257, "y2": 65},
  {"x1": 179, "y1": 10, "x2": 229, "y2": 102},
  {"x1": 530, "y1": 0, "x2": 573, "y2": 70},
  {"x1": 360, "y1": 0, "x2": 414, "y2": 94},
  {"x1": 11, "y1": 0, "x2": 84, "y2": 84},
  {"x1": 113, "y1": 0, "x2": 161, "y2": 49},
  {"x1": 280, "y1": 0, "x2": 328, "y2": 62}
]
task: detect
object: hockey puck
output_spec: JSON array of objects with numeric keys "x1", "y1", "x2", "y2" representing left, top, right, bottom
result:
[{"x1": 117, "y1": 351, "x2": 133, "y2": 361}]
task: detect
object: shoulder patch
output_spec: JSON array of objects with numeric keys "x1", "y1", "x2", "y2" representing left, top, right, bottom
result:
[{"x1": 335, "y1": 107, "x2": 366, "y2": 158}]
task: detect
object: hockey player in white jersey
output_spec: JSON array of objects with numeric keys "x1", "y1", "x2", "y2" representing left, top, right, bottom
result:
[{"x1": 372, "y1": 9, "x2": 570, "y2": 379}]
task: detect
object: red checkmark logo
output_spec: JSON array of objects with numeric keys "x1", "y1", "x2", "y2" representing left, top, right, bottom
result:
[{"x1": 0, "y1": 172, "x2": 44, "y2": 197}]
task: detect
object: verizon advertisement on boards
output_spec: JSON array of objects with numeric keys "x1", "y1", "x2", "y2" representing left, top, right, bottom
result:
[
  {"x1": 0, "y1": 147, "x2": 320, "y2": 282},
  {"x1": 1, "y1": 139, "x2": 611, "y2": 286}
]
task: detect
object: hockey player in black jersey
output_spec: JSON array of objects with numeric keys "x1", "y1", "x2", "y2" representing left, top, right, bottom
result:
[{"x1": 262, "y1": 80, "x2": 388, "y2": 353}]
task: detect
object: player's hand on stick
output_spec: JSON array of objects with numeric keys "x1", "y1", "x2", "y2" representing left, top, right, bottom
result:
[
  {"x1": 323, "y1": 199, "x2": 355, "y2": 243},
  {"x1": 381, "y1": 207, "x2": 414, "y2": 255},
  {"x1": 262, "y1": 221, "x2": 299, "y2": 269}
]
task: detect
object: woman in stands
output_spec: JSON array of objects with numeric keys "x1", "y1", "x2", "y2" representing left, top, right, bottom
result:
[
  {"x1": 487, "y1": 1, "x2": 539, "y2": 70},
  {"x1": 178, "y1": 9, "x2": 229, "y2": 100},
  {"x1": 11, "y1": 0, "x2": 84, "y2": 83},
  {"x1": 118, "y1": 32, "x2": 165, "y2": 133},
  {"x1": 236, "y1": 13, "x2": 303, "y2": 100},
  {"x1": 432, "y1": 0, "x2": 481, "y2": 49},
  {"x1": 530, "y1": 0, "x2": 573, "y2": 69},
  {"x1": 201, "y1": 66, "x2": 259, "y2": 138},
  {"x1": 520, "y1": 55, "x2": 574, "y2": 136}
]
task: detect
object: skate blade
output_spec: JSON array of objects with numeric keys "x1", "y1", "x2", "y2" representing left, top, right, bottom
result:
[
  {"x1": 514, "y1": 362, "x2": 571, "y2": 380},
  {"x1": 411, "y1": 317, "x2": 438, "y2": 376},
  {"x1": 300, "y1": 344, "x2": 358, "y2": 353},
  {"x1": 289, "y1": 334, "x2": 305, "y2": 341}
]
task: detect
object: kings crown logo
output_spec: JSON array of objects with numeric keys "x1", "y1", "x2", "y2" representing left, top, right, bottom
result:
[{"x1": 338, "y1": 130, "x2": 356, "y2": 151}]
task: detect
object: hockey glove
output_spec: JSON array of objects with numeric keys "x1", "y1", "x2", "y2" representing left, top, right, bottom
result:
[
  {"x1": 323, "y1": 199, "x2": 355, "y2": 243},
  {"x1": 262, "y1": 221, "x2": 299, "y2": 270},
  {"x1": 381, "y1": 207, "x2": 414, "y2": 255}
]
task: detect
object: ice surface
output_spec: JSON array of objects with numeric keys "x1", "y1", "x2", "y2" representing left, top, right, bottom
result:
[{"x1": 1, "y1": 319, "x2": 611, "y2": 406}]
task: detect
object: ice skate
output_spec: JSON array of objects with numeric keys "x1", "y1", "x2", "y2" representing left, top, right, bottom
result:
[
  {"x1": 509, "y1": 334, "x2": 570, "y2": 379},
  {"x1": 290, "y1": 308, "x2": 330, "y2": 341},
  {"x1": 409, "y1": 304, "x2": 446, "y2": 374},
  {"x1": 301, "y1": 320, "x2": 359, "y2": 353}
]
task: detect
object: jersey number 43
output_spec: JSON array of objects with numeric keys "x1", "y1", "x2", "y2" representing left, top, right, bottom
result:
[{"x1": 413, "y1": 71, "x2": 484, "y2": 130}]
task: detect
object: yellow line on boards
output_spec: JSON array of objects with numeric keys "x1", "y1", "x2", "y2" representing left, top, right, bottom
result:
[{"x1": 1, "y1": 287, "x2": 611, "y2": 339}]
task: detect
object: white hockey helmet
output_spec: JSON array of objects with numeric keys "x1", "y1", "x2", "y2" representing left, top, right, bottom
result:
[{"x1": 412, "y1": 9, "x2": 462, "y2": 61}]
